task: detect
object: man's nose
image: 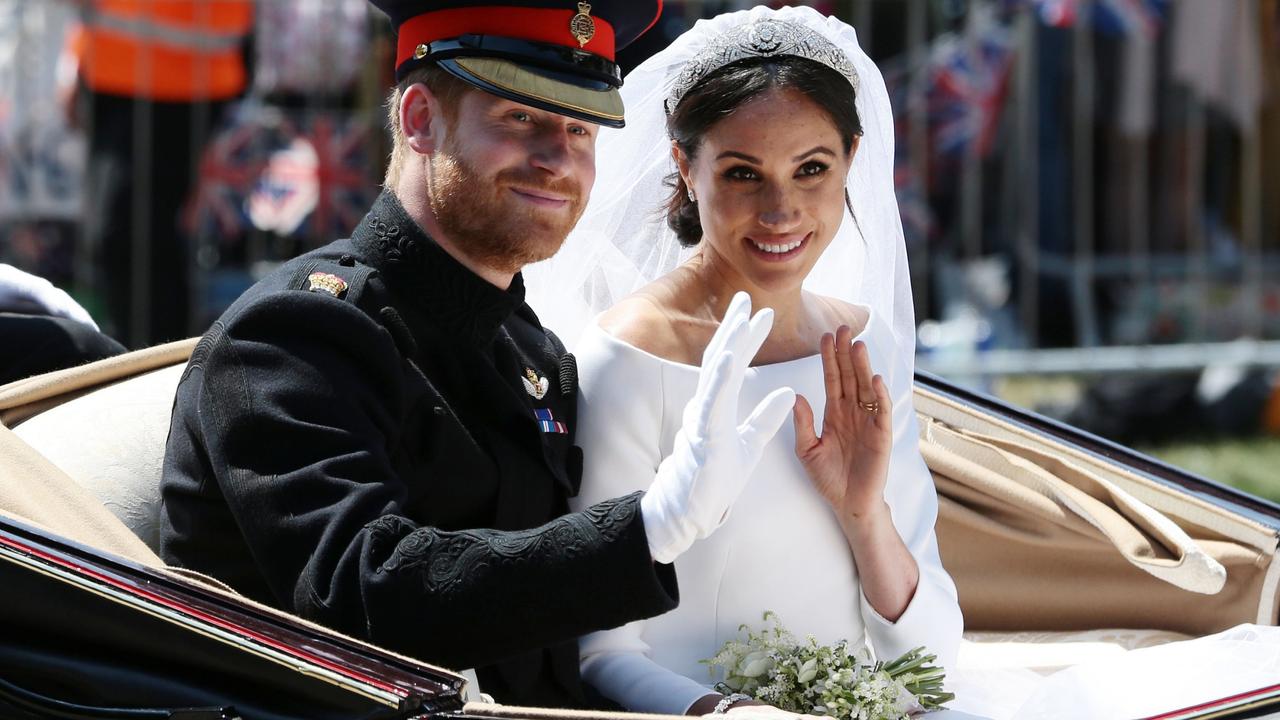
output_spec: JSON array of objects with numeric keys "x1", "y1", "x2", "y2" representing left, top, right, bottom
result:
[{"x1": 528, "y1": 127, "x2": 574, "y2": 179}]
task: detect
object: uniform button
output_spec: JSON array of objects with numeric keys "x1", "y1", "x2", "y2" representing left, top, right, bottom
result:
[{"x1": 338, "y1": 254, "x2": 356, "y2": 267}]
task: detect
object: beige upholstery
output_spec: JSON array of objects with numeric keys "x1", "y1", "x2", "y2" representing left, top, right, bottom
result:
[
  {"x1": 12, "y1": 363, "x2": 185, "y2": 552},
  {"x1": 0, "y1": 424, "x2": 163, "y2": 566},
  {"x1": 0, "y1": 339, "x2": 197, "y2": 564},
  {"x1": 918, "y1": 385, "x2": 1280, "y2": 635},
  {"x1": 0, "y1": 338, "x2": 1276, "y2": 689},
  {"x1": 923, "y1": 417, "x2": 1227, "y2": 594}
]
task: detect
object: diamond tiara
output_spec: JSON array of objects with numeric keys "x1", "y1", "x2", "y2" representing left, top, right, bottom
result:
[{"x1": 665, "y1": 18, "x2": 860, "y2": 115}]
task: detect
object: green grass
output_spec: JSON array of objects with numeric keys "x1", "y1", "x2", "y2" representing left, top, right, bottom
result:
[
  {"x1": 1138, "y1": 437, "x2": 1280, "y2": 505},
  {"x1": 991, "y1": 375, "x2": 1280, "y2": 505}
]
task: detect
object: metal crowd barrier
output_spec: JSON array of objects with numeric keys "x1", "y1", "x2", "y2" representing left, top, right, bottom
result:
[{"x1": 1, "y1": 0, "x2": 1276, "y2": 375}]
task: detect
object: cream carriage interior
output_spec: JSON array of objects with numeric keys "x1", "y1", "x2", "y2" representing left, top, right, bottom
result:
[{"x1": 1, "y1": 339, "x2": 1277, "y2": 718}]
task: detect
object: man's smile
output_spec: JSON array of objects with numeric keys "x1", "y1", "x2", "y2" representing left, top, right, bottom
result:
[{"x1": 510, "y1": 187, "x2": 571, "y2": 208}]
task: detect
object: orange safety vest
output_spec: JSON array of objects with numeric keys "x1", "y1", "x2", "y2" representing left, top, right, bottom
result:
[{"x1": 68, "y1": 1, "x2": 254, "y2": 102}]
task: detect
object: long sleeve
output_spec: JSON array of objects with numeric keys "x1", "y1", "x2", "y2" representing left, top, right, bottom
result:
[
  {"x1": 571, "y1": 326, "x2": 713, "y2": 714},
  {"x1": 162, "y1": 291, "x2": 677, "y2": 673},
  {"x1": 858, "y1": 319, "x2": 963, "y2": 670},
  {"x1": 566, "y1": 317, "x2": 963, "y2": 713}
]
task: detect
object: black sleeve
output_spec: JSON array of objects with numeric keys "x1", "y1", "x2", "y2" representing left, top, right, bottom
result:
[
  {"x1": 194, "y1": 292, "x2": 677, "y2": 670},
  {"x1": 0, "y1": 314, "x2": 125, "y2": 385}
]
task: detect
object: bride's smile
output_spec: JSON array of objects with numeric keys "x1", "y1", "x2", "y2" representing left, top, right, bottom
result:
[{"x1": 745, "y1": 231, "x2": 810, "y2": 260}]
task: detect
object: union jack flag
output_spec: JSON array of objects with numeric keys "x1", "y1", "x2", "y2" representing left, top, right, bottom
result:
[
  {"x1": 265, "y1": 113, "x2": 377, "y2": 243},
  {"x1": 927, "y1": 26, "x2": 1015, "y2": 160},
  {"x1": 183, "y1": 111, "x2": 261, "y2": 242},
  {"x1": 1031, "y1": 0, "x2": 1167, "y2": 38},
  {"x1": 185, "y1": 106, "x2": 378, "y2": 247},
  {"x1": 883, "y1": 17, "x2": 1015, "y2": 166},
  {"x1": 881, "y1": 11, "x2": 1015, "y2": 245}
]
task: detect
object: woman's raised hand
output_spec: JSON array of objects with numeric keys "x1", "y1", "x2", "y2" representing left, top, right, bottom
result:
[{"x1": 792, "y1": 325, "x2": 893, "y2": 522}]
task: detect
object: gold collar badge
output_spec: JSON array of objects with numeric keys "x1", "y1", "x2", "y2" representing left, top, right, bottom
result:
[
  {"x1": 570, "y1": 2, "x2": 595, "y2": 48},
  {"x1": 522, "y1": 368, "x2": 550, "y2": 400},
  {"x1": 306, "y1": 272, "x2": 348, "y2": 298}
]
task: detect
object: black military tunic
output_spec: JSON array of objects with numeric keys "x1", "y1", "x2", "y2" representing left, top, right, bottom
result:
[{"x1": 160, "y1": 191, "x2": 678, "y2": 707}]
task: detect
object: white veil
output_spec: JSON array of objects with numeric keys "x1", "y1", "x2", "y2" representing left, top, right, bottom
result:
[{"x1": 525, "y1": 4, "x2": 916, "y2": 367}]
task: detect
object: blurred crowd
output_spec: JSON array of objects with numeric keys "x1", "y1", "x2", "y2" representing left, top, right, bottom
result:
[
  {"x1": 2, "y1": 0, "x2": 382, "y2": 349},
  {"x1": 1, "y1": 0, "x2": 1279, "y2": 444}
]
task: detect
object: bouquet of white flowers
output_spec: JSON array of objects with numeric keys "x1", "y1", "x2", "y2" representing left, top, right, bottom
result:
[{"x1": 702, "y1": 612, "x2": 953, "y2": 720}]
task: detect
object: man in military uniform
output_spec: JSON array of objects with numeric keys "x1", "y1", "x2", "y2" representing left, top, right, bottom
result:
[{"x1": 160, "y1": 0, "x2": 795, "y2": 709}]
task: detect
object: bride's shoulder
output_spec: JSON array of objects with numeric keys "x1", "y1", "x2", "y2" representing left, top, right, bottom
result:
[
  {"x1": 811, "y1": 293, "x2": 871, "y2": 335},
  {"x1": 594, "y1": 282, "x2": 705, "y2": 365},
  {"x1": 595, "y1": 296, "x2": 683, "y2": 360}
]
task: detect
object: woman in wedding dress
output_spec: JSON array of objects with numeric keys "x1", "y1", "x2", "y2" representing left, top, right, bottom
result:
[{"x1": 528, "y1": 5, "x2": 963, "y2": 716}]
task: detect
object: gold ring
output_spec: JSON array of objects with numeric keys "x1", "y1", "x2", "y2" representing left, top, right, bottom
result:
[{"x1": 857, "y1": 400, "x2": 880, "y2": 414}]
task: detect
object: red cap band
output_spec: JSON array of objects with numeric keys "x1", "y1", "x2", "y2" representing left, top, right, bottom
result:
[{"x1": 396, "y1": 6, "x2": 617, "y2": 68}]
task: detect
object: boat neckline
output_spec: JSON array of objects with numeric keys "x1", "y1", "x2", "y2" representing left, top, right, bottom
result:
[{"x1": 581, "y1": 305, "x2": 874, "y2": 372}]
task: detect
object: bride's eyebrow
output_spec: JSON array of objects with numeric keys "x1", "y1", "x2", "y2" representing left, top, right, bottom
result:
[
  {"x1": 713, "y1": 146, "x2": 836, "y2": 163},
  {"x1": 793, "y1": 146, "x2": 836, "y2": 161}
]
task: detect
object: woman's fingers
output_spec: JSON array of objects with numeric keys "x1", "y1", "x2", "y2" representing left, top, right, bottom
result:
[
  {"x1": 872, "y1": 373, "x2": 892, "y2": 431},
  {"x1": 792, "y1": 393, "x2": 818, "y2": 455},
  {"x1": 834, "y1": 325, "x2": 856, "y2": 400},
  {"x1": 851, "y1": 340, "x2": 877, "y2": 406},
  {"x1": 819, "y1": 332, "x2": 841, "y2": 405}
]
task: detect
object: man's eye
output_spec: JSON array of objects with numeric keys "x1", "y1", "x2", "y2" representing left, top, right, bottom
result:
[
  {"x1": 725, "y1": 166, "x2": 758, "y2": 181},
  {"x1": 568, "y1": 124, "x2": 589, "y2": 136},
  {"x1": 511, "y1": 111, "x2": 532, "y2": 122},
  {"x1": 798, "y1": 161, "x2": 829, "y2": 177}
]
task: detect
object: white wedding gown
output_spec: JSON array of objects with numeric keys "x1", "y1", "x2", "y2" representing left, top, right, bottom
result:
[{"x1": 568, "y1": 308, "x2": 964, "y2": 715}]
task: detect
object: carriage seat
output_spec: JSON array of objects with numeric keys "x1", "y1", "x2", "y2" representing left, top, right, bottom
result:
[
  {"x1": 10, "y1": 362, "x2": 186, "y2": 554},
  {"x1": 0, "y1": 342, "x2": 1250, "y2": 712}
]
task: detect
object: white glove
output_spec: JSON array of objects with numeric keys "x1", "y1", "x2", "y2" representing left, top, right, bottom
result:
[
  {"x1": 641, "y1": 292, "x2": 796, "y2": 564},
  {"x1": 0, "y1": 264, "x2": 99, "y2": 330}
]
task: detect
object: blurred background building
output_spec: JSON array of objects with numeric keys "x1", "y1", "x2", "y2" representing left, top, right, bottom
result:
[{"x1": 2, "y1": 0, "x2": 1278, "y2": 490}]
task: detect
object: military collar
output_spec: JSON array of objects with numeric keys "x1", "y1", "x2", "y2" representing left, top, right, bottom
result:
[{"x1": 352, "y1": 190, "x2": 527, "y2": 347}]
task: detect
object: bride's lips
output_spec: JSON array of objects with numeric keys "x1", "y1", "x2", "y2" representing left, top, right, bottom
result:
[
  {"x1": 744, "y1": 232, "x2": 811, "y2": 262},
  {"x1": 510, "y1": 187, "x2": 571, "y2": 209}
]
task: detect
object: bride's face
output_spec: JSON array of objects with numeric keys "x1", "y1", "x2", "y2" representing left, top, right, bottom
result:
[{"x1": 677, "y1": 87, "x2": 855, "y2": 294}]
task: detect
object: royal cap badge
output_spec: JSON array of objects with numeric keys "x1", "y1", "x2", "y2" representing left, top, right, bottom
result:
[
  {"x1": 569, "y1": 2, "x2": 595, "y2": 47},
  {"x1": 306, "y1": 272, "x2": 348, "y2": 298},
  {"x1": 522, "y1": 368, "x2": 550, "y2": 400}
]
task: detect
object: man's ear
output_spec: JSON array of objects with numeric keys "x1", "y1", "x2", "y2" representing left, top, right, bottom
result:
[{"x1": 401, "y1": 82, "x2": 446, "y2": 155}]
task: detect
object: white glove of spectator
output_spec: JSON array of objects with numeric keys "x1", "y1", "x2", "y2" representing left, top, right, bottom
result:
[
  {"x1": 0, "y1": 264, "x2": 99, "y2": 331},
  {"x1": 641, "y1": 292, "x2": 796, "y2": 564}
]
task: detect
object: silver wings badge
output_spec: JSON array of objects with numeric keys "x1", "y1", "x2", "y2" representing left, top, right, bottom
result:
[{"x1": 521, "y1": 368, "x2": 550, "y2": 400}]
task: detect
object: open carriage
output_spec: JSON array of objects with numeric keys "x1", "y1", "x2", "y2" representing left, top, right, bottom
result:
[{"x1": 1, "y1": 340, "x2": 1277, "y2": 719}]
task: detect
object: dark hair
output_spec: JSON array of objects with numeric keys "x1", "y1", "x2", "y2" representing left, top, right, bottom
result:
[{"x1": 665, "y1": 55, "x2": 862, "y2": 247}]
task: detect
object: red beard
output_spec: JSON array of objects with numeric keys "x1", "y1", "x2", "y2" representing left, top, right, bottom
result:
[{"x1": 428, "y1": 150, "x2": 585, "y2": 275}]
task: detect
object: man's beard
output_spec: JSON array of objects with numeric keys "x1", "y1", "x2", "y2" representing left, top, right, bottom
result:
[{"x1": 428, "y1": 149, "x2": 585, "y2": 276}]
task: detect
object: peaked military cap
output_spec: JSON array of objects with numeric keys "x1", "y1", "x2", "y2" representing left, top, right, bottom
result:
[{"x1": 371, "y1": 0, "x2": 663, "y2": 128}]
